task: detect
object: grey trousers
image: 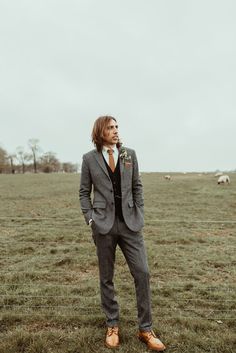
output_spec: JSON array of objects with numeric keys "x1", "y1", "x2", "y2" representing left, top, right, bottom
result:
[{"x1": 93, "y1": 217, "x2": 152, "y2": 332}]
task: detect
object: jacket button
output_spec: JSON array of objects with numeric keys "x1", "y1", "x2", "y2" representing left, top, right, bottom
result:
[
  {"x1": 110, "y1": 189, "x2": 113, "y2": 192},
  {"x1": 111, "y1": 202, "x2": 114, "y2": 205}
]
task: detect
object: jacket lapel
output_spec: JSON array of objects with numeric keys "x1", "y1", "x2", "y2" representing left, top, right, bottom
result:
[
  {"x1": 94, "y1": 150, "x2": 110, "y2": 179},
  {"x1": 119, "y1": 153, "x2": 124, "y2": 175},
  {"x1": 118, "y1": 148, "x2": 125, "y2": 191}
]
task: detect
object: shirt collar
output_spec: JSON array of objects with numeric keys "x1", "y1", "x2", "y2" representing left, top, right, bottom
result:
[{"x1": 102, "y1": 145, "x2": 117, "y2": 153}]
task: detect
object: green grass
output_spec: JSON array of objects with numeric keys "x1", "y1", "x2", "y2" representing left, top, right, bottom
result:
[{"x1": 0, "y1": 172, "x2": 235, "y2": 352}]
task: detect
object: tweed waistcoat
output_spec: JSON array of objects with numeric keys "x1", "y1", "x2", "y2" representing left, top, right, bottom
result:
[{"x1": 103, "y1": 156, "x2": 124, "y2": 221}]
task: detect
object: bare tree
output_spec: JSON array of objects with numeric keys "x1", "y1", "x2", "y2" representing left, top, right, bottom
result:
[
  {"x1": 40, "y1": 151, "x2": 60, "y2": 173},
  {"x1": 16, "y1": 146, "x2": 30, "y2": 174},
  {"x1": 28, "y1": 139, "x2": 41, "y2": 173},
  {"x1": 7, "y1": 154, "x2": 16, "y2": 174},
  {"x1": 0, "y1": 146, "x2": 9, "y2": 173},
  {"x1": 62, "y1": 162, "x2": 79, "y2": 173}
]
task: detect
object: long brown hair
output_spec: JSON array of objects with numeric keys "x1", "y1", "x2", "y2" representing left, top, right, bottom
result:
[{"x1": 92, "y1": 116, "x2": 121, "y2": 152}]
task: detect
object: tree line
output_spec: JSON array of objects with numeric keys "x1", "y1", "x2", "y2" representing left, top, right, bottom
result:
[{"x1": 0, "y1": 139, "x2": 79, "y2": 174}]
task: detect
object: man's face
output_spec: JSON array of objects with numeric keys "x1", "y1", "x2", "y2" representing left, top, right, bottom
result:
[{"x1": 103, "y1": 119, "x2": 119, "y2": 147}]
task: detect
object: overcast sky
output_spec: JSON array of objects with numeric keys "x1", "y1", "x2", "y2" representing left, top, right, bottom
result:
[{"x1": 1, "y1": 0, "x2": 236, "y2": 172}]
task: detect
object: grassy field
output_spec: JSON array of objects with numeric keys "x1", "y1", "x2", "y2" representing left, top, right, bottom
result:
[{"x1": 0, "y1": 172, "x2": 235, "y2": 353}]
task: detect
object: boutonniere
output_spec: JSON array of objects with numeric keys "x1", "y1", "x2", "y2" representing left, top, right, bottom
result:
[{"x1": 119, "y1": 146, "x2": 132, "y2": 167}]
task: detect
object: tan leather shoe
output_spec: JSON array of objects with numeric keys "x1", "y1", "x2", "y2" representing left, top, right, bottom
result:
[
  {"x1": 138, "y1": 330, "x2": 166, "y2": 351},
  {"x1": 105, "y1": 326, "x2": 120, "y2": 349}
]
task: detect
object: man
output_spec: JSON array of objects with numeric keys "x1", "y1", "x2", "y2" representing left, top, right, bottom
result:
[{"x1": 79, "y1": 116, "x2": 166, "y2": 351}]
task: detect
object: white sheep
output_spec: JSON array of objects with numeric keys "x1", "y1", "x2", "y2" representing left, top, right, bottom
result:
[
  {"x1": 215, "y1": 172, "x2": 223, "y2": 177},
  {"x1": 217, "y1": 175, "x2": 230, "y2": 185},
  {"x1": 164, "y1": 175, "x2": 171, "y2": 180}
]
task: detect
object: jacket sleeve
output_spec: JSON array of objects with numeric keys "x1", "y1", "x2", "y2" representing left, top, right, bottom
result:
[
  {"x1": 132, "y1": 150, "x2": 144, "y2": 209},
  {"x1": 79, "y1": 155, "x2": 93, "y2": 224}
]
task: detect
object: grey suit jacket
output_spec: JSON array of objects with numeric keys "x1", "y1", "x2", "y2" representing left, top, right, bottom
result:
[{"x1": 79, "y1": 147, "x2": 144, "y2": 234}]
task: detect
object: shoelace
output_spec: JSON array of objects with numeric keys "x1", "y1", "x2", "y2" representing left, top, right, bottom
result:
[
  {"x1": 146, "y1": 330, "x2": 157, "y2": 341},
  {"x1": 107, "y1": 327, "x2": 119, "y2": 336}
]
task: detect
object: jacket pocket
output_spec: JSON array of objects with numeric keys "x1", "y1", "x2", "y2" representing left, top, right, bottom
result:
[{"x1": 93, "y1": 200, "x2": 106, "y2": 209}]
